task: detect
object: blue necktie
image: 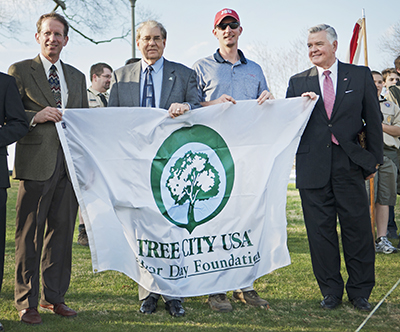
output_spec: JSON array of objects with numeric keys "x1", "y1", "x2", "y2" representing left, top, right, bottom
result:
[
  {"x1": 48, "y1": 65, "x2": 62, "y2": 108},
  {"x1": 142, "y1": 66, "x2": 155, "y2": 108}
]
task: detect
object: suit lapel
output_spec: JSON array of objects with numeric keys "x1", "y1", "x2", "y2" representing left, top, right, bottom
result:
[
  {"x1": 130, "y1": 62, "x2": 141, "y2": 107},
  {"x1": 160, "y1": 59, "x2": 175, "y2": 109},
  {"x1": 332, "y1": 61, "x2": 350, "y2": 117},
  {"x1": 31, "y1": 55, "x2": 57, "y2": 108},
  {"x1": 63, "y1": 62, "x2": 74, "y2": 108},
  {"x1": 307, "y1": 66, "x2": 327, "y2": 119}
]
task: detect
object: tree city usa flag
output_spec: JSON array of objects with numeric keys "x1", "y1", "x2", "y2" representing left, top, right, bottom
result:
[{"x1": 56, "y1": 98, "x2": 316, "y2": 297}]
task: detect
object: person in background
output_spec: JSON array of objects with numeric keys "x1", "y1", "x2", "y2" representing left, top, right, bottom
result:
[
  {"x1": 125, "y1": 58, "x2": 141, "y2": 66},
  {"x1": 77, "y1": 62, "x2": 113, "y2": 247},
  {"x1": 382, "y1": 68, "x2": 400, "y2": 99},
  {"x1": 371, "y1": 70, "x2": 400, "y2": 254}
]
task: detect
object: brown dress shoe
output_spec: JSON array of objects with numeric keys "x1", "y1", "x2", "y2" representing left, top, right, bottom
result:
[
  {"x1": 19, "y1": 308, "x2": 42, "y2": 325},
  {"x1": 40, "y1": 303, "x2": 77, "y2": 317}
]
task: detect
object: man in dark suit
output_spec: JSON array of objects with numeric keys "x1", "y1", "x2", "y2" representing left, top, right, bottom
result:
[
  {"x1": 286, "y1": 24, "x2": 383, "y2": 311},
  {"x1": 109, "y1": 20, "x2": 200, "y2": 317},
  {"x1": 8, "y1": 12, "x2": 88, "y2": 325},
  {"x1": 0, "y1": 73, "x2": 29, "y2": 332}
]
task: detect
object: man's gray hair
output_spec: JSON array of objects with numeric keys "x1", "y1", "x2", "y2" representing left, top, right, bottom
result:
[
  {"x1": 136, "y1": 20, "x2": 167, "y2": 41},
  {"x1": 308, "y1": 24, "x2": 337, "y2": 44}
]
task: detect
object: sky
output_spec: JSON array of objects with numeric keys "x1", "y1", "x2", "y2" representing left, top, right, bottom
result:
[
  {"x1": 0, "y1": 0, "x2": 398, "y2": 83},
  {"x1": 0, "y1": 0, "x2": 398, "y2": 167}
]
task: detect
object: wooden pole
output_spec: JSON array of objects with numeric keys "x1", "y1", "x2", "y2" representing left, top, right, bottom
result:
[{"x1": 362, "y1": 9, "x2": 376, "y2": 241}]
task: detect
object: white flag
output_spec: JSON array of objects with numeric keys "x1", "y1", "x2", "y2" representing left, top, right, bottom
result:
[{"x1": 57, "y1": 97, "x2": 316, "y2": 297}]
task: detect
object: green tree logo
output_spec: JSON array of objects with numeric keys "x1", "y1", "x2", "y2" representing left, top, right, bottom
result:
[
  {"x1": 151, "y1": 125, "x2": 234, "y2": 233},
  {"x1": 166, "y1": 151, "x2": 221, "y2": 231}
]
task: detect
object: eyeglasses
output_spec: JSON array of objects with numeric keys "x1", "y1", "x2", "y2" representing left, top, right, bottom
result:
[
  {"x1": 140, "y1": 36, "x2": 163, "y2": 43},
  {"x1": 216, "y1": 22, "x2": 240, "y2": 30},
  {"x1": 100, "y1": 74, "x2": 112, "y2": 79}
]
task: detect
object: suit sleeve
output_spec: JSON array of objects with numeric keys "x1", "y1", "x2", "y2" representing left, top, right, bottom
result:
[
  {"x1": 81, "y1": 74, "x2": 89, "y2": 108},
  {"x1": 108, "y1": 71, "x2": 119, "y2": 107},
  {"x1": 286, "y1": 77, "x2": 298, "y2": 99},
  {"x1": 8, "y1": 64, "x2": 36, "y2": 123},
  {"x1": 362, "y1": 68, "x2": 383, "y2": 166},
  {"x1": 0, "y1": 75, "x2": 29, "y2": 148},
  {"x1": 185, "y1": 69, "x2": 201, "y2": 110}
]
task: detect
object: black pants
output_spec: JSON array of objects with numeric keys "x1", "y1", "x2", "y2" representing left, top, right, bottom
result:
[
  {"x1": 0, "y1": 188, "x2": 6, "y2": 292},
  {"x1": 299, "y1": 144, "x2": 375, "y2": 300}
]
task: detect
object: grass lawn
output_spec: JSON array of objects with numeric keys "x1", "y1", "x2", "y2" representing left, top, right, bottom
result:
[{"x1": 0, "y1": 181, "x2": 399, "y2": 331}]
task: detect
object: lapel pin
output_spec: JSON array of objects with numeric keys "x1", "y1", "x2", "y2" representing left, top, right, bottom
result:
[
  {"x1": 169, "y1": 77, "x2": 173, "y2": 81},
  {"x1": 344, "y1": 78, "x2": 348, "y2": 81}
]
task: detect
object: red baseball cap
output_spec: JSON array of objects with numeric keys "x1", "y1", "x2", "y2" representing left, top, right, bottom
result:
[{"x1": 214, "y1": 8, "x2": 240, "y2": 27}]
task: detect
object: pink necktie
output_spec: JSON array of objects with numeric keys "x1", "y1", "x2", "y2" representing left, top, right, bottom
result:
[{"x1": 323, "y1": 70, "x2": 339, "y2": 145}]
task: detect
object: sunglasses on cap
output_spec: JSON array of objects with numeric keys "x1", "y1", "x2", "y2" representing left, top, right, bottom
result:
[{"x1": 216, "y1": 22, "x2": 240, "y2": 30}]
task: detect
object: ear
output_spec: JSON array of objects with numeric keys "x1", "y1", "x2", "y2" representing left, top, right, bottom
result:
[
  {"x1": 212, "y1": 28, "x2": 217, "y2": 38},
  {"x1": 35, "y1": 32, "x2": 40, "y2": 44},
  {"x1": 63, "y1": 35, "x2": 69, "y2": 47},
  {"x1": 238, "y1": 26, "x2": 243, "y2": 37},
  {"x1": 332, "y1": 40, "x2": 338, "y2": 52}
]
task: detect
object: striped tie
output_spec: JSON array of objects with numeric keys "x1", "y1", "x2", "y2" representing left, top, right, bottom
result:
[{"x1": 49, "y1": 65, "x2": 62, "y2": 108}]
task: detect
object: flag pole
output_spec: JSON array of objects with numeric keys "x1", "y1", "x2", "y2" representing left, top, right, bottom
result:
[
  {"x1": 362, "y1": 9, "x2": 368, "y2": 67},
  {"x1": 362, "y1": 8, "x2": 376, "y2": 242}
]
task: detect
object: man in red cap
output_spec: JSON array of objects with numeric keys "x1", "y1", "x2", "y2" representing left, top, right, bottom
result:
[{"x1": 193, "y1": 8, "x2": 272, "y2": 312}]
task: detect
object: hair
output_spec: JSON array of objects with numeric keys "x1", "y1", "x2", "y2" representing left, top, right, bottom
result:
[
  {"x1": 371, "y1": 70, "x2": 382, "y2": 77},
  {"x1": 395, "y1": 56, "x2": 400, "y2": 71},
  {"x1": 136, "y1": 20, "x2": 167, "y2": 41},
  {"x1": 308, "y1": 24, "x2": 337, "y2": 44},
  {"x1": 90, "y1": 63, "x2": 113, "y2": 82},
  {"x1": 382, "y1": 68, "x2": 399, "y2": 82},
  {"x1": 125, "y1": 58, "x2": 141, "y2": 65},
  {"x1": 36, "y1": 12, "x2": 69, "y2": 36}
]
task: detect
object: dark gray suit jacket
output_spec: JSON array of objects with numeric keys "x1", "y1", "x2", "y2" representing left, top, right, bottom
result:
[
  {"x1": 286, "y1": 61, "x2": 383, "y2": 189},
  {"x1": 8, "y1": 55, "x2": 88, "y2": 181},
  {"x1": 0, "y1": 73, "x2": 29, "y2": 188},
  {"x1": 109, "y1": 58, "x2": 200, "y2": 110}
]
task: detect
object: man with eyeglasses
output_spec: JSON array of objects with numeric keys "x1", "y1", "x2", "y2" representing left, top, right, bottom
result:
[
  {"x1": 8, "y1": 12, "x2": 88, "y2": 325},
  {"x1": 109, "y1": 20, "x2": 200, "y2": 318},
  {"x1": 75, "y1": 63, "x2": 114, "y2": 247},
  {"x1": 192, "y1": 8, "x2": 272, "y2": 313},
  {"x1": 87, "y1": 63, "x2": 113, "y2": 109}
]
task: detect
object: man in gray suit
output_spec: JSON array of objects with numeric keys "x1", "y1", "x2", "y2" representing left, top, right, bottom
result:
[
  {"x1": 109, "y1": 20, "x2": 200, "y2": 317},
  {"x1": 8, "y1": 12, "x2": 88, "y2": 325}
]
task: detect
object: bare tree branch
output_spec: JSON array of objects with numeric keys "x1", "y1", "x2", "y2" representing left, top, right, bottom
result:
[
  {"x1": 68, "y1": 23, "x2": 130, "y2": 44},
  {"x1": 249, "y1": 36, "x2": 310, "y2": 99},
  {"x1": 381, "y1": 22, "x2": 400, "y2": 58}
]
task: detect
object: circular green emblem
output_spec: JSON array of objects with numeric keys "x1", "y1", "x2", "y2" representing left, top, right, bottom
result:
[{"x1": 151, "y1": 125, "x2": 234, "y2": 233}]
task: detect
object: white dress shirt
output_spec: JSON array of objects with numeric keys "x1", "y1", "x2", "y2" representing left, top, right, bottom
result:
[
  {"x1": 140, "y1": 57, "x2": 164, "y2": 108},
  {"x1": 316, "y1": 59, "x2": 338, "y2": 96}
]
